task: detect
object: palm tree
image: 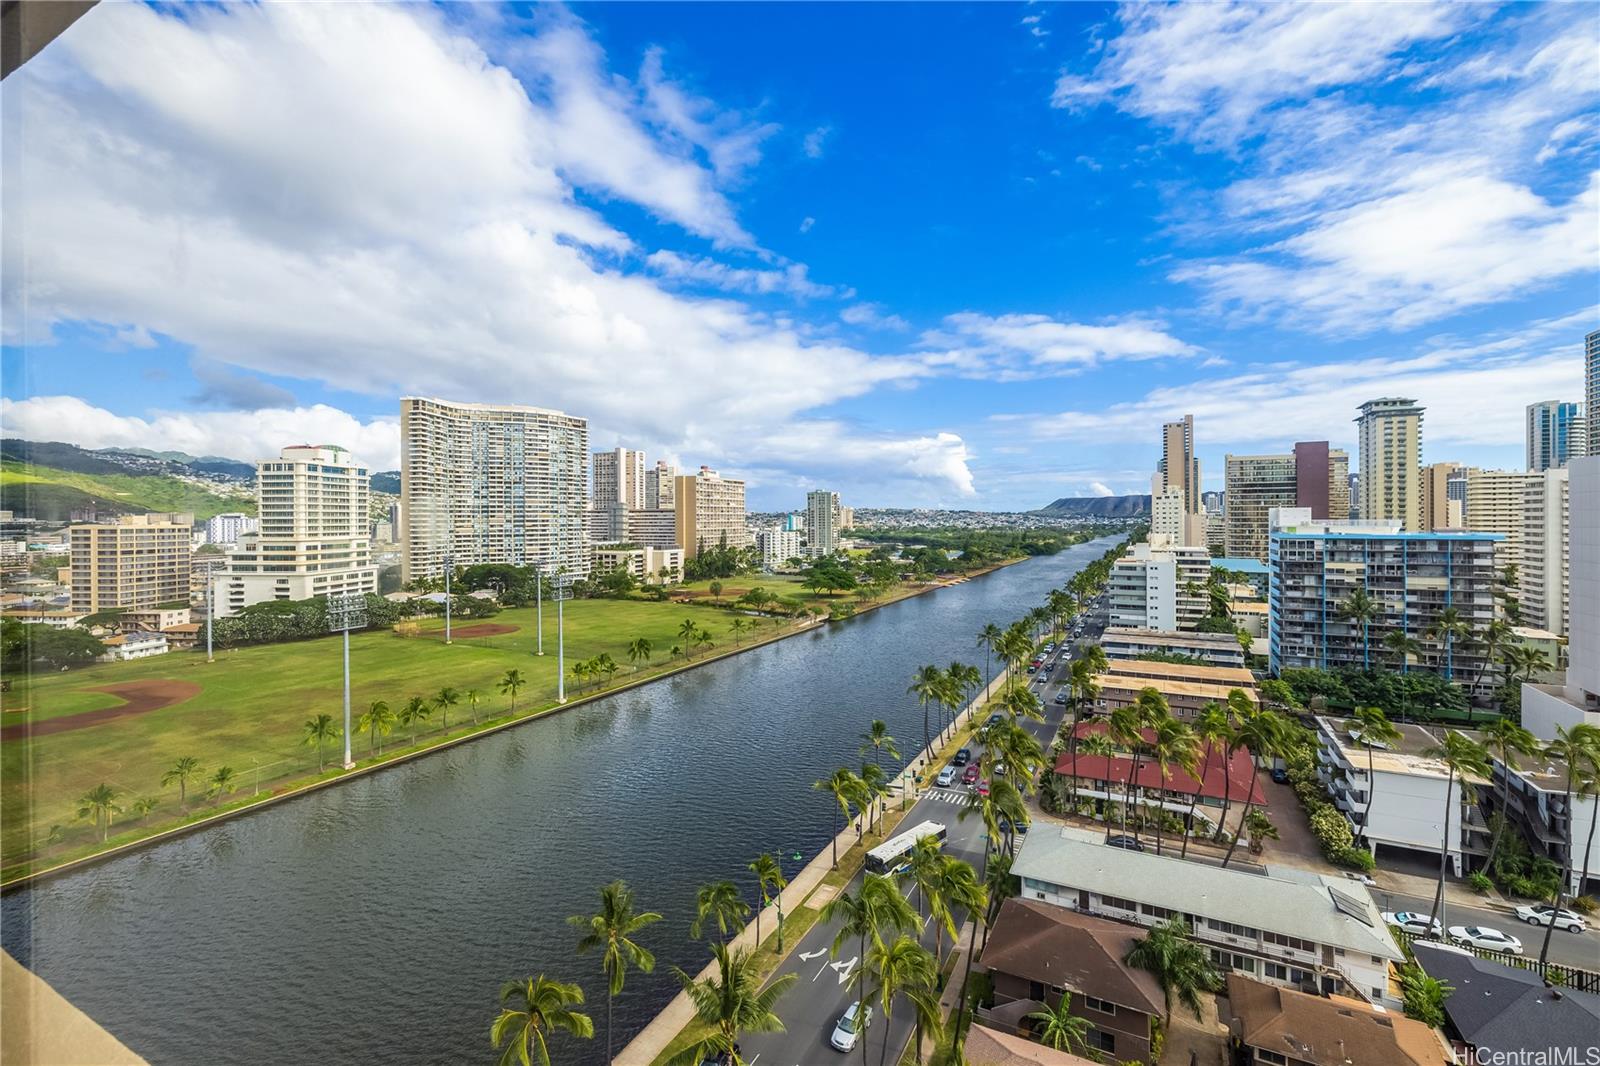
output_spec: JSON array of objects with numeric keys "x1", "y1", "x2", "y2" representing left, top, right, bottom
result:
[
  {"x1": 1337, "y1": 588, "x2": 1380, "y2": 668},
  {"x1": 1382, "y1": 631, "x2": 1424, "y2": 722},
  {"x1": 1125, "y1": 917, "x2": 1223, "y2": 1023},
  {"x1": 1534, "y1": 724, "x2": 1600, "y2": 966},
  {"x1": 1426, "y1": 607, "x2": 1471, "y2": 683},
  {"x1": 1106, "y1": 698, "x2": 1148, "y2": 840},
  {"x1": 678, "y1": 618, "x2": 699, "y2": 659},
  {"x1": 859, "y1": 762, "x2": 891, "y2": 837},
  {"x1": 399, "y1": 695, "x2": 432, "y2": 745},
  {"x1": 928, "y1": 853, "x2": 984, "y2": 967},
  {"x1": 464, "y1": 688, "x2": 483, "y2": 726},
  {"x1": 1351, "y1": 706, "x2": 1402, "y2": 849},
  {"x1": 1470, "y1": 618, "x2": 1514, "y2": 698},
  {"x1": 491, "y1": 975, "x2": 594, "y2": 1066},
  {"x1": 436, "y1": 686, "x2": 459, "y2": 733},
  {"x1": 1147, "y1": 715, "x2": 1200, "y2": 856},
  {"x1": 76, "y1": 783, "x2": 120, "y2": 842},
  {"x1": 1480, "y1": 717, "x2": 1541, "y2": 873},
  {"x1": 728, "y1": 618, "x2": 748, "y2": 646},
  {"x1": 500, "y1": 669, "x2": 526, "y2": 713},
  {"x1": 867, "y1": 934, "x2": 941, "y2": 1066},
  {"x1": 358, "y1": 699, "x2": 396, "y2": 756},
  {"x1": 667, "y1": 943, "x2": 795, "y2": 1066},
  {"x1": 1183, "y1": 702, "x2": 1229, "y2": 858},
  {"x1": 900, "y1": 834, "x2": 944, "y2": 925},
  {"x1": 1245, "y1": 808, "x2": 1280, "y2": 854},
  {"x1": 129, "y1": 796, "x2": 158, "y2": 821},
  {"x1": 1064, "y1": 657, "x2": 1101, "y2": 807},
  {"x1": 749, "y1": 853, "x2": 788, "y2": 952},
  {"x1": 951, "y1": 777, "x2": 1025, "y2": 1051},
  {"x1": 691, "y1": 880, "x2": 751, "y2": 943},
  {"x1": 303, "y1": 713, "x2": 340, "y2": 773},
  {"x1": 908, "y1": 665, "x2": 945, "y2": 763},
  {"x1": 1221, "y1": 709, "x2": 1289, "y2": 868},
  {"x1": 627, "y1": 637, "x2": 653, "y2": 673},
  {"x1": 569, "y1": 880, "x2": 662, "y2": 1065},
  {"x1": 860, "y1": 720, "x2": 900, "y2": 816},
  {"x1": 976, "y1": 622, "x2": 1003, "y2": 689},
  {"x1": 823, "y1": 875, "x2": 919, "y2": 1066},
  {"x1": 1213, "y1": 688, "x2": 1254, "y2": 845},
  {"x1": 209, "y1": 765, "x2": 237, "y2": 804},
  {"x1": 1420, "y1": 730, "x2": 1492, "y2": 938},
  {"x1": 1025, "y1": 992, "x2": 1093, "y2": 1057},
  {"x1": 815, "y1": 768, "x2": 864, "y2": 868},
  {"x1": 947, "y1": 661, "x2": 983, "y2": 736},
  {"x1": 1501, "y1": 643, "x2": 1552, "y2": 687},
  {"x1": 161, "y1": 755, "x2": 204, "y2": 806}
]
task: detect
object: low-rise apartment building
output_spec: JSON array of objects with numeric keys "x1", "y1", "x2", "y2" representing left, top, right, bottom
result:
[
  {"x1": 1101, "y1": 627, "x2": 1247, "y2": 669},
  {"x1": 1108, "y1": 536, "x2": 1209, "y2": 630},
  {"x1": 1486, "y1": 755, "x2": 1599, "y2": 895},
  {"x1": 1091, "y1": 667, "x2": 1258, "y2": 722},
  {"x1": 1267, "y1": 509, "x2": 1501, "y2": 694},
  {"x1": 590, "y1": 544, "x2": 683, "y2": 585},
  {"x1": 1013, "y1": 827, "x2": 1404, "y2": 1006},
  {"x1": 1313, "y1": 716, "x2": 1489, "y2": 875},
  {"x1": 97, "y1": 631, "x2": 170, "y2": 662},
  {"x1": 1222, "y1": 975, "x2": 1450, "y2": 1066}
]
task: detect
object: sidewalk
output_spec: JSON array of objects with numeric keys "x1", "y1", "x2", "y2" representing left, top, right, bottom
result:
[
  {"x1": 1371, "y1": 867, "x2": 1516, "y2": 912},
  {"x1": 613, "y1": 670, "x2": 1009, "y2": 1066}
]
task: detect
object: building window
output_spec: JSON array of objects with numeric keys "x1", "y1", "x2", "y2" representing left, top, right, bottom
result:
[
  {"x1": 1081, "y1": 996, "x2": 1116, "y2": 1015},
  {"x1": 1256, "y1": 1051, "x2": 1287, "y2": 1066},
  {"x1": 1099, "y1": 895, "x2": 1139, "y2": 912}
]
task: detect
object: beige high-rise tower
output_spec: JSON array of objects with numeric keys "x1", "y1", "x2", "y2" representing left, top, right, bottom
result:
[
  {"x1": 69, "y1": 513, "x2": 193, "y2": 613},
  {"x1": 1155, "y1": 414, "x2": 1204, "y2": 545},
  {"x1": 674, "y1": 467, "x2": 750, "y2": 558},
  {"x1": 400, "y1": 397, "x2": 589, "y2": 583},
  {"x1": 591, "y1": 448, "x2": 646, "y2": 509},
  {"x1": 1356, "y1": 397, "x2": 1424, "y2": 531},
  {"x1": 1420, "y1": 462, "x2": 1464, "y2": 531}
]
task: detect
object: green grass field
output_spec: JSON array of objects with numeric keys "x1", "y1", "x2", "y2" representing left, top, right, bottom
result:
[{"x1": 1, "y1": 597, "x2": 802, "y2": 873}]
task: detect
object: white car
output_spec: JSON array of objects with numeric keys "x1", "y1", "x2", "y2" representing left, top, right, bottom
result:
[
  {"x1": 829, "y1": 1002, "x2": 872, "y2": 1052},
  {"x1": 1382, "y1": 911, "x2": 1442, "y2": 937},
  {"x1": 1449, "y1": 925, "x2": 1524, "y2": 955},
  {"x1": 935, "y1": 766, "x2": 956, "y2": 788},
  {"x1": 1514, "y1": 904, "x2": 1588, "y2": 933}
]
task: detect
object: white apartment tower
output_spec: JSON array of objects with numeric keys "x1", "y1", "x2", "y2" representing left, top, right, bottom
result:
[
  {"x1": 1523, "y1": 467, "x2": 1570, "y2": 638},
  {"x1": 1526, "y1": 401, "x2": 1587, "y2": 472},
  {"x1": 592, "y1": 447, "x2": 646, "y2": 510},
  {"x1": 805, "y1": 489, "x2": 840, "y2": 558},
  {"x1": 1355, "y1": 397, "x2": 1424, "y2": 531},
  {"x1": 217, "y1": 446, "x2": 377, "y2": 617},
  {"x1": 1108, "y1": 535, "x2": 1210, "y2": 631},
  {"x1": 400, "y1": 398, "x2": 589, "y2": 584},
  {"x1": 644, "y1": 460, "x2": 677, "y2": 510}
]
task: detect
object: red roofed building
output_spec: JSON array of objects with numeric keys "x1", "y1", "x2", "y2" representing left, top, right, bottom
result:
[{"x1": 1052, "y1": 720, "x2": 1265, "y2": 833}]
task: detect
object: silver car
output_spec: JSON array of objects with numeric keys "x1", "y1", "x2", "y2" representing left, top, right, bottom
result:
[{"x1": 830, "y1": 1002, "x2": 872, "y2": 1052}]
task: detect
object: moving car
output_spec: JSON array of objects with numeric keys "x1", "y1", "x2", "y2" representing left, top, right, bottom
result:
[
  {"x1": 829, "y1": 1002, "x2": 872, "y2": 1052},
  {"x1": 953, "y1": 748, "x2": 972, "y2": 766},
  {"x1": 988, "y1": 713, "x2": 1004, "y2": 726},
  {"x1": 1514, "y1": 905, "x2": 1587, "y2": 932},
  {"x1": 962, "y1": 764, "x2": 981, "y2": 785},
  {"x1": 1105, "y1": 835, "x2": 1144, "y2": 852},
  {"x1": 1026, "y1": 664, "x2": 1038, "y2": 674},
  {"x1": 1054, "y1": 691, "x2": 1070, "y2": 705},
  {"x1": 1382, "y1": 912, "x2": 1442, "y2": 937},
  {"x1": 1449, "y1": 925, "x2": 1523, "y2": 955},
  {"x1": 1270, "y1": 767, "x2": 1289, "y2": 784},
  {"x1": 935, "y1": 766, "x2": 957, "y2": 788}
]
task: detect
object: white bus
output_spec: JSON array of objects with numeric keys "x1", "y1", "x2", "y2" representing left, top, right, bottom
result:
[{"x1": 865, "y1": 820, "x2": 948, "y2": 875}]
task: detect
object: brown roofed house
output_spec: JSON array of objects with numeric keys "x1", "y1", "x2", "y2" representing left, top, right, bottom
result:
[
  {"x1": 963, "y1": 1024, "x2": 1101, "y2": 1066},
  {"x1": 979, "y1": 898, "x2": 1165, "y2": 1064},
  {"x1": 1223, "y1": 974, "x2": 1451, "y2": 1066}
]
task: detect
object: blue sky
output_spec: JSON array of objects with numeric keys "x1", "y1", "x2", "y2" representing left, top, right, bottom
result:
[{"x1": 2, "y1": 2, "x2": 1595, "y2": 509}]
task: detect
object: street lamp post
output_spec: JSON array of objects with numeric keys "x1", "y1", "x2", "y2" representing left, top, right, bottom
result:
[
  {"x1": 327, "y1": 592, "x2": 369, "y2": 770},
  {"x1": 443, "y1": 554, "x2": 453, "y2": 645},
  {"x1": 205, "y1": 569, "x2": 215, "y2": 663},
  {"x1": 556, "y1": 568, "x2": 566, "y2": 704},
  {"x1": 534, "y1": 562, "x2": 544, "y2": 655}
]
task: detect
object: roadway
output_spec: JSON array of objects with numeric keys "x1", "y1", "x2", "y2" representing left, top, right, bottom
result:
[
  {"x1": 739, "y1": 602, "x2": 1102, "y2": 1066},
  {"x1": 1373, "y1": 889, "x2": 1600, "y2": 970}
]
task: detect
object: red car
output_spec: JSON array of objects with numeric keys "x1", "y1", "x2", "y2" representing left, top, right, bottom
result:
[{"x1": 962, "y1": 763, "x2": 981, "y2": 785}]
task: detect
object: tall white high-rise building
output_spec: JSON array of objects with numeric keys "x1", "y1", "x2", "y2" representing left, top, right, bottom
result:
[
  {"x1": 757, "y1": 528, "x2": 803, "y2": 571},
  {"x1": 1153, "y1": 414, "x2": 1205, "y2": 545},
  {"x1": 1526, "y1": 401, "x2": 1588, "y2": 472},
  {"x1": 1523, "y1": 467, "x2": 1570, "y2": 638},
  {"x1": 1108, "y1": 535, "x2": 1210, "y2": 631},
  {"x1": 592, "y1": 448, "x2": 646, "y2": 510},
  {"x1": 805, "y1": 489, "x2": 840, "y2": 558},
  {"x1": 1522, "y1": 456, "x2": 1599, "y2": 741},
  {"x1": 400, "y1": 398, "x2": 589, "y2": 584},
  {"x1": 205, "y1": 512, "x2": 258, "y2": 546},
  {"x1": 217, "y1": 446, "x2": 377, "y2": 617},
  {"x1": 1586, "y1": 330, "x2": 1599, "y2": 455},
  {"x1": 1355, "y1": 397, "x2": 1424, "y2": 531},
  {"x1": 645, "y1": 460, "x2": 677, "y2": 510}
]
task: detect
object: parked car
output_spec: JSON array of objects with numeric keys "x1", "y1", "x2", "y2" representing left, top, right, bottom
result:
[
  {"x1": 999, "y1": 815, "x2": 1029, "y2": 835},
  {"x1": 1270, "y1": 767, "x2": 1289, "y2": 784},
  {"x1": 829, "y1": 1002, "x2": 872, "y2": 1052},
  {"x1": 1449, "y1": 925, "x2": 1523, "y2": 955},
  {"x1": 1382, "y1": 912, "x2": 1442, "y2": 937},
  {"x1": 1514, "y1": 905, "x2": 1588, "y2": 932},
  {"x1": 1105, "y1": 835, "x2": 1144, "y2": 852},
  {"x1": 962, "y1": 764, "x2": 981, "y2": 785},
  {"x1": 1026, "y1": 664, "x2": 1038, "y2": 674},
  {"x1": 935, "y1": 766, "x2": 957, "y2": 788},
  {"x1": 953, "y1": 748, "x2": 972, "y2": 766}
]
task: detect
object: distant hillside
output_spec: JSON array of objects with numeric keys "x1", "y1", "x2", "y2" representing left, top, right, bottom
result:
[
  {"x1": 1034, "y1": 494, "x2": 1151, "y2": 517},
  {"x1": 370, "y1": 470, "x2": 401, "y2": 495}
]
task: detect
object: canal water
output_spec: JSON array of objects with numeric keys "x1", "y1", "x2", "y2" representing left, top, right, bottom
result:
[{"x1": 2, "y1": 539, "x2": 1114, "y2": 1065}]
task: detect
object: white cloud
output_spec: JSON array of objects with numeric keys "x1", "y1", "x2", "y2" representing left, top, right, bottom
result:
[
  {"x1": 798, "y1": 216, "x2": 816, "y2": 233},
  {"x1": 841, "y1": 303, "x2": 911, "y2": 332},
  {"x1": 645, "y1": 250, "x2": 845, "y2": 299},
  {"x1": 919, "y1": 312, "x2": 1197, "y2": 378},
  {"x1": 638, "y1": 45, "x2": 778, "y2": 185},
  {"x1": 802, "y1": 126, "x2": 832, "y2": 160},
  {"x1": 1088, "y1": 481, "x2": 1114, "y2": 498},
  {"x1": 2, "y1": 3, "x2": 974, "y2": 498},
  {"x1": 2, "y1": 396, "x2": 403, "y2": 470}
]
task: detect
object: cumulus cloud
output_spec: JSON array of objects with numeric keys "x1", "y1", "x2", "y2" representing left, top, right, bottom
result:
[
  {"x1": 645, "y1": 250, "x2": 845, "y2": 299},
  {"x1": 3, "y1": 3, "x2": 973, "y2": 498},
  {"x1": 841, "y1": 303, "x2": 911, "y2": 332},
  {"x1": 1088, "y1": 482, "x2": 1114, "y2": 497},
  {"x1": 918, "y1": 312, "x2": 1197, "y2": 379}
]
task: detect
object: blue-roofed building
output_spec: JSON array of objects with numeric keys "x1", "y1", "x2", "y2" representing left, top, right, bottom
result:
[{"x1": 1267, "y1": 508, "x2": 1503, "y2": 695}]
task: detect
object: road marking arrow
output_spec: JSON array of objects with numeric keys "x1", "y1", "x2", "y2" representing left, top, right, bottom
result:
[
  {"x1": 799, "y1": 948, "x2": 827, "y2": 961},
  {"x1": 830, "y1": 957, "x2": 857, "y2": 985}
]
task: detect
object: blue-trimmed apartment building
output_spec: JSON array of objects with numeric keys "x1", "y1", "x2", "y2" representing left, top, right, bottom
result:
[{"x1": 1267, "y1": 509, "x2": 1503, "y2": 694}]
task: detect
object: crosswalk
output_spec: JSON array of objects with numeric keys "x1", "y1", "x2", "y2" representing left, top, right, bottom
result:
[{"x1": 920, "y1": 787, "x2": 975, "y2": 806}]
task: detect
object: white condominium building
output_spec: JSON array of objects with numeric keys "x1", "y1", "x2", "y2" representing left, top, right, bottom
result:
[
  {"x1": 204, "y1": 512, "x2": 259, "y2": 546},
  {"x1": 1355, "y1": 397, "x2": 1424, "y2": 531},
  {"x1": 757, "y1": 527, "x2": 803, "y2": 570},
  {"x1": 674, "y1": 466, "x2": 750, "y2": 557},
  {"x1": 400, "y1": 397, "x2": 589, "y2": 583},
  {"x1": 1108, "y1": 535, "x2": 1209, "y2": 631},
  {"x1": 1526, "y1": 400, "x2": 1587, "y2": 472},
  {"x1": 1522, "y1": 467, "x2": 1570, "y2": 637},
  {"x1": 216, "y1": 446, "x2": 377, "y2": 617},
  {"x1": 805, "y1": 489, "x2": 840, "y2": 558},
  {"x1": 624, "y1": 508, "x2": 678, "y2": 549},
  {"x1": 644, "y1": 460, "x2": 676, "y2": 510},
  {"x1": 592, "y1": 447, "x2": 646, "y2": 510},
  {"x1": 1522, "y1": 456, "x2": 1599, "y2": 746}
]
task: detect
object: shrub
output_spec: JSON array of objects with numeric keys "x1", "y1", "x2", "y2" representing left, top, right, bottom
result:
[
  {"x1": 1336, "y1": 847, "x2": 1376, "y2": 872},
  {"x1": 1308, "y1": 806, "x2": 1354, "y2": 853},
  {"x1": 1568, "y1": 895, "x2": 1596, "y2": 915},
  {"x1": 1468, "y1": 871, "x2": 1494, "y2": 895}
]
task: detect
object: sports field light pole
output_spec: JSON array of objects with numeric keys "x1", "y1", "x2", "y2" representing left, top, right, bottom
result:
[
  {"x1": 443, "y1": 553, "x2": 453, "y2": 644},
  {"x1": 534, "y1": 561, "x2": 544, "y2": 655},
  {"x1": 556, "y1": 567, "x2": 567, "y2": 704},
  {"x1": 328, "y1": 592, "x2": 368, "y2": 770},
  {"x1": 205, "y1": 569, "x2": 215, "y2": 663}
]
